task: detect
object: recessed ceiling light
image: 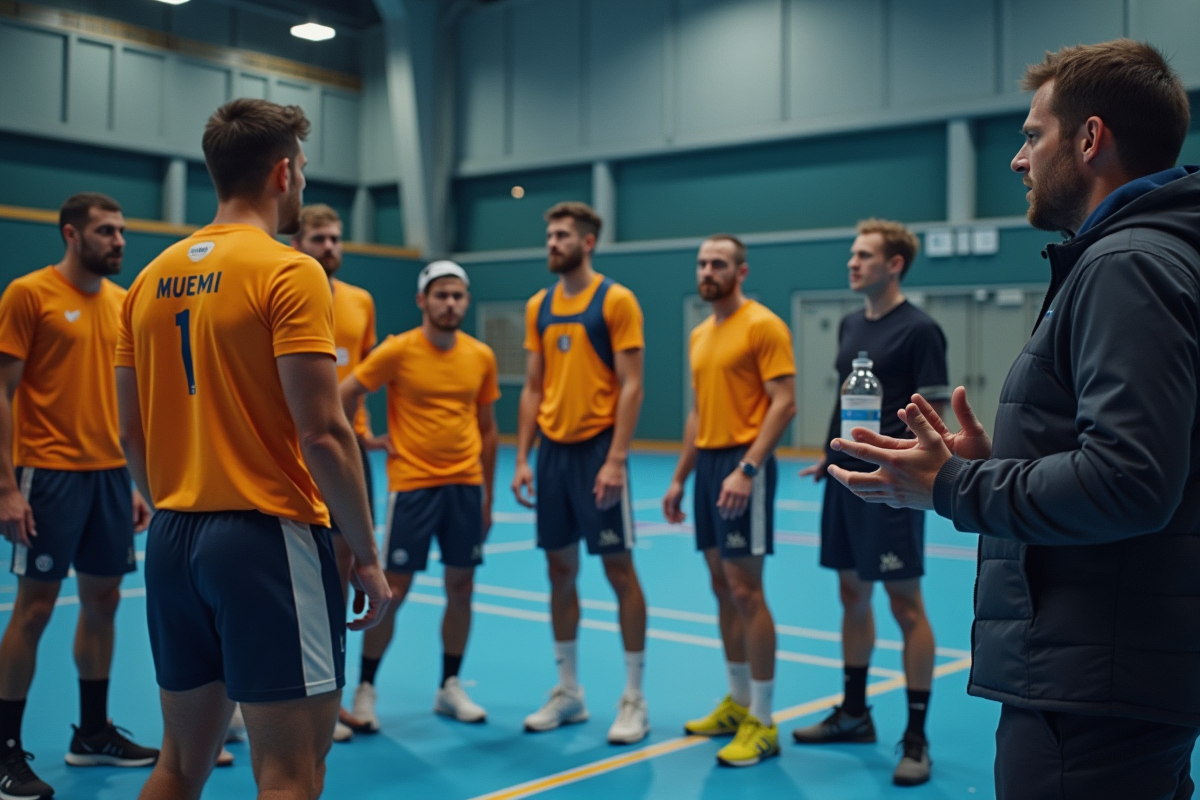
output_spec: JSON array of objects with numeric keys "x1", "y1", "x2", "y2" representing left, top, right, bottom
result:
[
  {"x1": 151, "y1": 0, "x2": 191, "y2": 5},
  {"x1": 291, "y1": 22, "x2": 336, "y2": 41},
  {"x1": 511, "y1": 186, "x2": 525, "y2": 199}
]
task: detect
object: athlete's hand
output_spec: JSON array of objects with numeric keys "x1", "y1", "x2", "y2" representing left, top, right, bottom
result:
[
  {"x1": 348, "y1": 558, "x2": 393, "y2": 632},
  {"x1": 360, "y1": 433, "x2": 398, "y2": 458},
  {"x1": 799, "y1": 457, "x2": 828, "y2": 482},
  {"x1": 512, "y1": 461, "x2": 536, "y2": 509},
  {"x1": 899, "y1": 388, "x2": 993, "y2": 461},
  {"x1": 594, "y1": 457, "x2": 626, "y2": 510},
  {"x1": 131, "y1": 489, "x2": 152, "y2": 533},
  {"x1": 0, "y1": 484, "x2": 35, "y2": 547},
  {"x1": 717, "y1": 470, "x2": 753, "y2": 521},
  {"x1": 662, "y1": 480, "x2": 687, "y2": 524}
]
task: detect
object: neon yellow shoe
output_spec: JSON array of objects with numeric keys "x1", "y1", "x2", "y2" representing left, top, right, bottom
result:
[
  {"x1": 683, "y1": 695, "x2": 748, "y2": 737},
  {"x1": 716, "y1": 715, "x2": 780, "y2": 767}
]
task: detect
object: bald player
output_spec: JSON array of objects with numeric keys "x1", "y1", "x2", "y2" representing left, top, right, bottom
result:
[
  {"x1": 0, "y1": 193, "x2": 157, "y2": 800},
  {"x1": 663, "y1": 234, "x2": 796, "y2": 767},
  {"x1": 118, "y1": 98, "x2": 390, "y2": 800},
  {"x1": 339, "y1": 261, "x2": 500, "y2": 728}
]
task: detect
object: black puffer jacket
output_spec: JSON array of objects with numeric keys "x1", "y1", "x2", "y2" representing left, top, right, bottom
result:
[{"x1": 933, "y1": 168, "x2": 1200, "y2": 726}]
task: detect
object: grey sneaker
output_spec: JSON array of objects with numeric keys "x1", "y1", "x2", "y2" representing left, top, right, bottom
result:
[
  {"x1": 791, "y1": 705, "x2": 876, "y2": 744},
  {"x1": 893, "y1": 733, "x2": 932, "y2": 786}
]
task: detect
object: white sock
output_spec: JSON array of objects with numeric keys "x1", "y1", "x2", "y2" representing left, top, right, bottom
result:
[
  {"x1": 554, "y1": 640, "x2": 578, "y2": 690},
  {"x1": 726, "y1": 661, "x2": 751, "y2": 707},
  {"x1": 750, "y1": 679, "x2": 774, "y2": 725},
  {"x1": 623, "y1": 650, "x2": 645, "y2": 697}
]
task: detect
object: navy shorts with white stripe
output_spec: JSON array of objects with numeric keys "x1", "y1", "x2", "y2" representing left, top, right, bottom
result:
[
  {"x1": 535, "y1": 426, "x2": 634, "y2": 555},
  {"x1": 693, "y1": 447, "x2": 776, "y2": 558}
]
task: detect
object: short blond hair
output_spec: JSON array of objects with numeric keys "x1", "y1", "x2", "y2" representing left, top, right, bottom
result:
[
  {"x1": 295, "y1": 204, "x2": 341, "y2": 239},
  {"x1": 856, "y1": 219, "x2": 920, "y2": 279}
]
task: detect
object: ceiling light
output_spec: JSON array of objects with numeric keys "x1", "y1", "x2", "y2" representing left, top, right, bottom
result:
[
  {"x1": 291, "y1": 22, "x2": 336, "y2": 41},
  {"x1": 151, "y1": 0, "x2": 191, "y2": 5},
  {"x1": 511, "y1": 186, "x2": 525, "y2": 199}
]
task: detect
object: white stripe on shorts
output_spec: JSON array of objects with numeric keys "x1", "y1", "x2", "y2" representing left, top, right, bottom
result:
[
  {"x1": 279, "y1": 518, "x2": 338, "y2": 697},
  {"x1": 11, "y1": 468, "x2": 34, "y2": 576},
  {"x1": 384, "y1": 491, "x2": 398, "y2": 540},
  {"x1": 621, "y1": 472, "x2": 634, "y2": 550},
  {"x1": 750, "y1": 469, "x2": 766, "y2": 557}
]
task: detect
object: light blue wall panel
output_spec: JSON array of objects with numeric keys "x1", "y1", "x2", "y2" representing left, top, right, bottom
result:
[
  {"x1": 114, "y1": 48, "x2": 166, "y2": 144},
  {"x1": 454, "y1": 166, "x2": 592, "y2": 252},
  {"x1": 0, "y1": 24, "x2": 66, "y2": 127},
  {"x1": 676, "y1": 0, "x2": 783, "y2": 135},
  {"x1": 890, "y1": 0, "x2": 996, "y2": 107},
  {"x1": 69, "y1": 39, "x2": 114, "y2": 132},
  {"x1": 456, "y1": 5, "x2": 508, "y2": 164},
  {"x1": 274, "y1": 80, "x2": 322, "y2": 169},
  {"x1": 323, "y1": 92, "x2": 361, "y2": 179},
  {"x1": 236, "y1": 72, "x2": 268, "y2": 100},
  {"x1": 359, "y1": 36, "x2": 399, "y2": 185},
  {"x1": 511, "y1": 0, "x2": 582, "y2": 158},
  {"x1": 167, "y1": 60, "x2": 230, "y2": 151},
  {"x1": 587, "y1": 0, "x2": 668, "y2": 147},
  {"x1": 1003, "y1": 0, "x2": 1126, "y2": 90},
  {"x1": 789, "y1": 0, "x2": 885, "y2": 119},
  {"x1": 1130, "y1": 0, "x2": 1200, "y2": 85}
]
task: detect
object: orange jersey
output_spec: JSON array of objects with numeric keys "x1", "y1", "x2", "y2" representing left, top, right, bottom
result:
[
  {"x1": 116, "y1": 224, "x2": 336, "y2": 526},
  {"x1": 354, "y1": 328, "x2": 500, "y2": 492},
  {"x1": 331, "y1": 279, "x2": 377, "y2": 438},
  {"x1": 0, "y1": 267, "x2": 126, "y2": 470},
  {"x1": 523, "y1": 274, "x2": 643, "y2": 444},
  {"x1": 690, "y1": 300, "x2": 795, "y2": 449}
]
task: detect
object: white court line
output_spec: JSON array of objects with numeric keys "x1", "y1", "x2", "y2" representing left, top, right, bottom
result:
[{"x1": 0, "y1": 586, "x2": 145, "y2": 613}]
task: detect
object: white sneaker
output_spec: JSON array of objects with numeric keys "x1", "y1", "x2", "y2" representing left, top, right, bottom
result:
[
  {"x1": 434, "y1": 677, "x2": 487, "y2": 723},
  {"x1": 225, "y1": 704, "x2": 246, "y2": 743},
  {"x1": 524, "y1": 685, "x2": 589, "y2": 732},
  {"x1": 351, "y1": 683, "x2": 381, "y2": 733},
  {"x1": 607, "y1": 692, "x2": 649, "y2": 745},
  {"x1": 333, "y1": 721, "x2": 353, "y2": 742}
]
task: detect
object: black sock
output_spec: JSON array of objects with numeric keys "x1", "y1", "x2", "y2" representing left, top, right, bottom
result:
[
  {"x1": 906, "y1": 689, "x2": 931, "y2": 739},
  {"x1": 79, "y1": 679, "x2": 109, "y2": 736},
  {"x1": 360, "y1": 656, "x2": 381, "y2": 686},
  {"x1": 842, "y1": 665, "x2": 869, "y2": 716},
  {"x1": 0, "y1": 699, "x2": 26, "y2": 753},
  {"x1": 441, "y1": 653, "x2": 463, "y2": 687}
]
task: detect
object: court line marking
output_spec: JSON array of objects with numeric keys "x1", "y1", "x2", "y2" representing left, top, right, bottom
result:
[
  {"x1": 0, "y1": 586, "x2": 145, "y2": 613},
  {"x1": 413, "y1": 576, "x2": 971, "y2": 659},
  {"x1": 466, "y1": 654, "x2": 973, "y2": 800}
]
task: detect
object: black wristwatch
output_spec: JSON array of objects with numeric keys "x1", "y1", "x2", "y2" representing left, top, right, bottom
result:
[{"x1": 738, "y1": 460, "x2": 758, "y2": 477}]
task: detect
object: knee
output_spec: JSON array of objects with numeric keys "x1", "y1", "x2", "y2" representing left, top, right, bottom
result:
[
  {"x1": 888, "y1": 596, "x2": 925, "y2": 633},
  {"x1": 546, "y1": 559, "x2": 577, "y2": 588},
  {"x1": 727, "y1": 581, "x2": 763, "y2": 616},
  {"x1": 83, "y1": 586, "x2": 121, "y2": 621},
  {"x1": 444, "y1": 573, "x2": 474, "y2": 605},
  {"x1": 839, "y1": 582, "x2": 871, "y2": 613},
  {"x1": 14, "y1": 596, "x2": 55, "y2": 639},
  {"x1": 603, "y1": 561, "x2": 637, "y2": 596},
  {"x1": 709, "y1": 572, "x2": 732, "y2": 602}
]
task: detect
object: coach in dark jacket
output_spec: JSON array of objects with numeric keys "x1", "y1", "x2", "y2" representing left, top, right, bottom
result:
[{"x1": 826, "y1": 40, "x2": 1200, "y2": 800}]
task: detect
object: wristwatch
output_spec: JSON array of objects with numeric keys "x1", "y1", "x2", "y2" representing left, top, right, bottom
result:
[{"x1": 738, "y1": 460, "x2": 758, "y2": 477}]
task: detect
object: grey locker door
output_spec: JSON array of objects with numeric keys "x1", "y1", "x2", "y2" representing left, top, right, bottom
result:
[
  {"x1": 682, "y1": 296, "x2": 711, "y2": 426},
  {"x1": 796, "y1": 298, "x2": 858, "y2": 448},
  {"x1": 974, "y1": 289, "x2": 1033, "y2": 436},
  {"x1": 921, "y1": 294, "x2": 971, "y2": 434}
]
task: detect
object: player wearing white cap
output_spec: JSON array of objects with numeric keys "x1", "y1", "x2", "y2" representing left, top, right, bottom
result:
[{"x1": 337, "y1": 261, "x2": 500, "y2": 726}]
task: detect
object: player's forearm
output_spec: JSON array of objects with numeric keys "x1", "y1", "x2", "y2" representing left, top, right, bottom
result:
[
  {"x1": 515, "y1": 386, "x2": 541, "y2": 464},
  {"x1": 671, "y1": 410, "x2": 700, "y2": 483},
  {"x1": 300, "y1": 422, "x2": 379, "y2": 564},
  {"x1": 481, "y1": 427, "x2": 498, "y2": 505},
  {"x1": 338, "y1": 379, "x2": 366, "y2": 426},
  {"x1": 743, "y1": 394, "x2": 797, "y2": 468},
  {"x1": 0, "y1": 395, "x2": 17, "y2": 491},
  {"x1": 607, "y1": 376, "x2": 643, "y2": 464}
]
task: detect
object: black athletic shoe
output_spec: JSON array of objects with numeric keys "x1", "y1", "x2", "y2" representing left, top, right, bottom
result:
[
  {"x1": 791, "y1": 705, "x2": 877, "y2": 744},
  {"x1": 64, "y1": 723, "x2": 158, "y2": 767},
  {"x1": 0, "y1": 747, "x2": 55, "y2": 799}
]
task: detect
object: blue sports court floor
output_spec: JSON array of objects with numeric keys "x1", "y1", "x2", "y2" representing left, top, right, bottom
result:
[{"x1": 7, "y1": 446, "x2": 1183, "y2": 799}]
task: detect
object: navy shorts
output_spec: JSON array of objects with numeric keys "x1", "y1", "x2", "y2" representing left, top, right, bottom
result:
[
  {"x1": 329, "y1": 442, "x2": 375, "y2": 534},
  {"x1": 820, "y1": 475, "x2": 925, "y2": 581},
  {"x1": 10, "y1": 466, "x2": 136, "y2": 582},
  {"x1": 383, "y1": 484, "x2": 483, "y2": 572},
  {"x1": 536, "y1": 428, "x2": 633, "y2": 556},
  {"x1": 145, "y1": 509, "x2": 345, "y2": 703},
  {"x1": 694, "y1": 447, "x2": 775, "y2": 558}
]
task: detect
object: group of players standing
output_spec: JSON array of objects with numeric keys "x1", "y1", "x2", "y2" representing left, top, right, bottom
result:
[{"x1": 0, "y1": 97, "x2": 949, "y2": 800}]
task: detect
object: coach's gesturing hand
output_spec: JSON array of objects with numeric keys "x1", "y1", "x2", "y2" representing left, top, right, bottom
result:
[
  {"x1": 827, "y1": 399, "x2": 952, "y2": 510},
  {"x1": 901, "y1": 388, "x2": 992, "y2": 461}
]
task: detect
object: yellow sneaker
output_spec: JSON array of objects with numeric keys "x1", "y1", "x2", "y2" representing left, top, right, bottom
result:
[
  {"x1": 683, "y1": 695, "x2": 748, "y2": 737},
  {"x1": 716, "y1": 715, "x2": 780, "y2": 767}
]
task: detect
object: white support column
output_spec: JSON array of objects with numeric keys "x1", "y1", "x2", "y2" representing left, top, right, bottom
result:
[
  {"x1": 351, "y1": 186, "x2": 375, "y2": 244},
  {"x1": 946, "y1": 118, "x2": 977, "y2": 224},
  {"x1": 162, "y1": 157, "x2": 186, "y2": 225},
  {"x1": 592, "y1": 160, "x2": 616, "y2": 245}
]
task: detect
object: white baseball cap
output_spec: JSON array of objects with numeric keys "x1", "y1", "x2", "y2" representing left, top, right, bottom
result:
[{"x1": 418, "y1": 260, "x2": 469, "y2": 293}]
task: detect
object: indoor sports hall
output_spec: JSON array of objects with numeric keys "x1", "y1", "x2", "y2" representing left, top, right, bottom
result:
[{"x1": 2, "y1": 1, "x2": 1200, "y2": 799}]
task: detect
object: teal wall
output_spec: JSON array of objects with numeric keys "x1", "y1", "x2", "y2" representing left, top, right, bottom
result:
[
  {"x1": 371, "y1": 186, "x2": 406, "y2": 247},
  {"x1": 975, "y1": 113, "x2": 1029, "y2": 219},
  {"x1": 452, "y1": 166, "x2": 593, "y2": 251}
]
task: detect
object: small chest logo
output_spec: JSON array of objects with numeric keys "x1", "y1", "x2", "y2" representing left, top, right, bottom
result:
[
  {"x1": 557, "y1": 334, "x2": 571, "y2": 353},
  {"x1": 335, "y1": 347, "x2": 350, "y2": 367},
  {"x1": 64, "y1": 309, "x2": 81, "y2": 323},
  {"x1": 187, "y1": 241, "x2": 216, "y2": 263}
]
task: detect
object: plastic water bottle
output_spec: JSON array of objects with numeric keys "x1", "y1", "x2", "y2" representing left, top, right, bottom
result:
[{"x1": 840, "y1": 351, "x2": 882, "y2": 439}]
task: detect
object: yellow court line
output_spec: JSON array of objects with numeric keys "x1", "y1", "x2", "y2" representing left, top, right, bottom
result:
[{"x1": 468, "y1": 655, "x2": 973, "y2": 800}]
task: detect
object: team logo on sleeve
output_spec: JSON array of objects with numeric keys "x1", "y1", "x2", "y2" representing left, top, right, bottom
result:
[
  {"x1": 188, "y1": 241, "x2": 216, "y2": 262},
  {"x1": 557, "y1": 334, "x2": 571, "y2": 353},
  {"x1": 336, "y1": 347, "x2": 350, "y2": 367}
]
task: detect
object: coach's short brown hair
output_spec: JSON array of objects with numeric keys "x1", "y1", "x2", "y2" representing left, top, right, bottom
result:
[
  {"x1": 59, "y1": 192, "x2": 121, "y2": 242},
  {"x1": 703, "y1": 234, "x2": 747, "y2": 266},
  {"x1": 544, "y1": 201, "x2": 602, "y2": 240},
  {"x1": 202, "y1": 98, "x2": 311, "y2": 201},
  {"x1": 1021, "y1": 39, "x2": 1189, "y2": 176},
  {"x1": 857, "y1": 219, "x2": 920, "y2": 279},
  {"x1": 295, "y1": 204, "x2": 341, "y2": 239}
]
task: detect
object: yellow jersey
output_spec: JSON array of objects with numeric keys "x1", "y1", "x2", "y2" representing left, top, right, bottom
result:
[
  {"x1": 116, "y1": 224, "x2": 335, "y2": 526},
  {"x1": 354, "y1": 328, "x2": 500, "y2": 492},
  {"x1": 690, "y1": 300, "x2": 795, "y2": 449},
  {"x1": 0, "y1": 266, "x2": 126, "y2": 470},
  {"x1": 331, "y1": 278, "x2": 377, "y2": 438},
  {"x1": 523, "y1": 273, "x2": 643, "y2": 444}
]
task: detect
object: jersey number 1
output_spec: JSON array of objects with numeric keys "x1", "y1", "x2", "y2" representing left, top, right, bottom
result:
[{"x1": 175, "y1": 309, "x2": 196, "y2": 395}]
